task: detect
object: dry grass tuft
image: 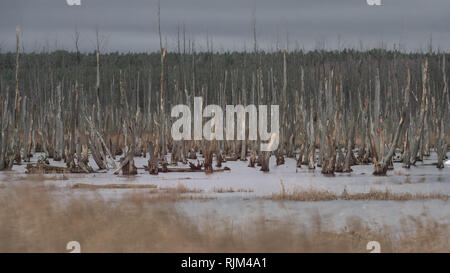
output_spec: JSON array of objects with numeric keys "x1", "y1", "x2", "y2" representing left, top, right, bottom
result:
[
  {"x1": 213, "y1": 187, "x2": 254, "y2": 193},
  {"x1": 72, "y1": 183, "x2": 157, "y2": 189},
  {"x1": 121, "y1": 183, "x2": 212, "y2": 203},
  {"x1": 11, "y1": 174, "x2": 69, "y2": 182},
  {"x1": 214, "y1": 187, "x2": 235, "y2": 193},
  {"x1": 270, "y1": 181, "x2": 338, "y2": 201},
  {"x1": 159, "y1": 183, "x2": 203, "y2": 194},
  {"x1": 236, "y1": 188, "x2": 254, "y2": 193},
  {"x1": 270, "y1": 182, "x2": 449, "y2": 202},
  {"x1": 123, "y1": 189, "x2": 215, "y2": 203},
  {"x1": 340, "y1": 187, "x2": 448, "y2": 201}
]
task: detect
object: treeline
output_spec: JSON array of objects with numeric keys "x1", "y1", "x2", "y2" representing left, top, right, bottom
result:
[
  {"x1": 0, "y1": 44, "x2": 448, "y2": 174},
  {"x1": 1, "y1": 49, "x2": 448, "y2": 111}
]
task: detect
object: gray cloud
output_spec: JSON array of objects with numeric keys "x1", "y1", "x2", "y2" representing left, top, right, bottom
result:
[{"x1": 0, "y1": 0, "x2": 449, "y2": 52}]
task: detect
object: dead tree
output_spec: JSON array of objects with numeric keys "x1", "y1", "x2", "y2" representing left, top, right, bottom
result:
[
  {"x1": 437, "y1": 55, "x2": 448, "y2": 168},
  {"x1": 204, "y1": 140, "x2": 214, "y2": 173},
  {"x1": 409, "y1": 59, "x2": 429, "y2": 165},
  {"x1": 240, "y1": 74, "x2": 247, "y2": 161},
  {"x1": 157, "y1": 1, "x2": 167, "y2": 156},
  {"x1": 260, "y1": 151, "x2": 270, "y2": 172},
  {"x1": 147, "y1": 141, "x2": 159, "y2": 175},
  {"x1": 54, "y1": 83, "x2": 64, "y2": 161},
  {"x1": 307, "y1": 95, "x2": 316, "y2": 169},
  {"x1": 370, "y1": 67, "x2": 408, "y2": 175},
  {"x1": 12, "y1": 26, "x2": 21, "y2": 165},
  {"x1": 321, "y1": 69, "x2": 337, "y2": 175},
  {"x1": 342, "y1": 124, "x2": 355, "y2": 172},
  {"x1": 280, "y1": 49, "x2": 288, "y2": 158},
  {"x1": 0, "y1": 93, "x2": 11, "y2": 170}
]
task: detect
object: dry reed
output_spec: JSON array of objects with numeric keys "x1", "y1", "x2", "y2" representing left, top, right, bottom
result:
[{"x1": 0, "y1": 184, "x2": 448, "y2": 253}]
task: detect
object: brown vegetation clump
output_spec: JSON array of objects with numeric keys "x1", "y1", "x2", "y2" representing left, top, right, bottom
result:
[
  {"x1": 11, "y1": 174, "x2": 69, "y2": 182},
  {"x1": 270, "y1": 183, "x2": 449, "y2": 202},
  {"x1": 211, "y1": 187, "x2": 253, "y2": 194},
  {"x1": 272, "y1": 182, "x2": 339, "y2": 201},
  {"x1": 158, "y1": 183, "x2": 203, "y2": 194},
  {"x1": 122, "y1": 189, "x2": 214, "y2": 203},
  {"x1": 236, "y1": 188, "x2": 254, "y2": 193},
  {"x1": 213, "y1": 187, "x2": 235, "y2": 193},
  {"x1": 340, "y1": 187, "x2": 449, "y2": 201},
  {"x1": 72, "y1": 183, "x2": 157, "y2": 190}
]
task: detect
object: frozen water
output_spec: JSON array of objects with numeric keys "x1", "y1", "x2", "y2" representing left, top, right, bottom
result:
[{"x1": 1, "y1": 152, "x2": 449, "y2": 231}]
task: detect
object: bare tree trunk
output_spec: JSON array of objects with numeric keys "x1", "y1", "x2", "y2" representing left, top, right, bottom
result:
[
  {"x1": 371, "y1": 66, "x2": 409, "y2": 175},
  {"x1": 402, "y1": 68, "x2": 411, "y2": 168},
  {"x1": 0, "y1": 93, "x2": 10, "y2": 170},
  {"x1": 158, "y1": 1, "x2": 167, "y2": 157},
  {"x1": 148, "y1": 141, "x2": 159, "y2": 175},
  {"x1": 280, "y1": 49, "x2": 287, "y2": 157},
  {"x1": 240, "y1": 74, "x2": 247, "y2": 161},
  {"x1": 12, "y1": 26, "x2": 21, "y2": 165},
  {"x1": 307, "y1": 96, "x2": 315, "y2": 170},
  {"x1": 54, "y1": 83, "x2": 64, "y2": 161},
  {"x1": 410, "y1": 59, "x2": 429, "y2": 165},
  {"x1": 342, "y1": 124, "x2": 355, "y2": 172},
  {"x1": 437, "y1": 55, "x2": 448, "y2": 169}
]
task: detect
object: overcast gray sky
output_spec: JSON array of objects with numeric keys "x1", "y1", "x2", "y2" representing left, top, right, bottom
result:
[{"x1": 0, "y1": 0, "x2": 449, "y2": 53}]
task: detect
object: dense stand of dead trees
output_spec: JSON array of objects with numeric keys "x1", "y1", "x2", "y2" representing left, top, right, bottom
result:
[{"x1": 0, "y1": 30, "x2": 449, "y2": 176}]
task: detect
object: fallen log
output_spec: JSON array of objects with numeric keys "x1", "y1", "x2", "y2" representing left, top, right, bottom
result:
[
  {"x1": 26, "y1": 162, "x2": 90, "y2": 174},
  {"x1": 143, "y1": 165, "x2": 231, "y2": 173}
]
